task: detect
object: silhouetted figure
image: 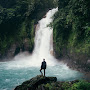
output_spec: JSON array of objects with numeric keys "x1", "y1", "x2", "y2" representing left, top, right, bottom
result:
[{"x1": 40, "y1": 59, "x2": 47, "y2": 77}]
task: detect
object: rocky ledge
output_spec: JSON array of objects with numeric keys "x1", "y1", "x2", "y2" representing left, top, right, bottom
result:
[
  {"x1": 14, "y1": 75, "x2": 57, "y2": 90},
  {"x1": 14, "y1": 75, "x2": 90, "y2": 90}
]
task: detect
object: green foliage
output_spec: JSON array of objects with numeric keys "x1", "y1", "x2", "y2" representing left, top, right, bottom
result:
[
  {"x1": 53, "y1": 0, "x2": 90, "y2": 58},
  {"x1": 69, "y1": 80, "x2": 90, "y2": 90},
  {"x1": 45, "y1": 83, "x2": 53, "y2": 90},
  {"x1": 0, "y1": 36, "x2": 14, "y2": 54},
  {"x1": 42, "y1": 80, "x2": 90, "y2": 90},
  {"x1": 62, "y1": 82, "x2": 71, "y2": 90},
  {"x1": 28, "y1": 20, "x2": 35, "y2": 52}
]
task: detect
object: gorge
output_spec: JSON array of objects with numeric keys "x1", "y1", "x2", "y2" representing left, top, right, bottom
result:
[
  {"x1": 0, "y1": 8, "x2": 83, "y2": 90},
  {"x1": 0, "y1": 0, "x2": 90, "y2": 90}
]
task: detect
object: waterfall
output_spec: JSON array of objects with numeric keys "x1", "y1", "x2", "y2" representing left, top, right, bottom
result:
[
  {"x1": 5, "y1": 8, "x2": 59, "y2": 68},
  {"x1": 31, "y1": 8, "x2": 58, "y2": 66}
]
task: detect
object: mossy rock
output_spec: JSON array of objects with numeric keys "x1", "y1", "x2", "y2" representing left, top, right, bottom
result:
[{"x1": 14, "y1": 75, "x2": 57, "y2": 90}]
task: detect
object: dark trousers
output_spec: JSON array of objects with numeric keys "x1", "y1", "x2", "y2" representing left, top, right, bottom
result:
[{"x1": 40, "y1": 68, "x2": 45, "y2": 77}]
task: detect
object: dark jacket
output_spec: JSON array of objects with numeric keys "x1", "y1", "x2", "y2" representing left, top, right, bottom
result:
[{"x1": 41, "y1": 61, "x2": 46, "y2": 69}]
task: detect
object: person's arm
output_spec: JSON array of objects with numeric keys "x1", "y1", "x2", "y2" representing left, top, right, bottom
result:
[{"x1": 41, "y1": 62, "x2": 43, "y2": 68}]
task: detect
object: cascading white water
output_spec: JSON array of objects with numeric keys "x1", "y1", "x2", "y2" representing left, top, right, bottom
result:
[
  {"x1": 30, "y1": 8, "x2": 58, "y2": 66},
  {"x1": 0, "y1": 8, "x2": 83, "y2": 90}
]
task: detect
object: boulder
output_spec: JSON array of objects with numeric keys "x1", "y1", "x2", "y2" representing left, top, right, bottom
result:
[{"x1": 14, "y1": 75, "x2": 57, "y2": 90}]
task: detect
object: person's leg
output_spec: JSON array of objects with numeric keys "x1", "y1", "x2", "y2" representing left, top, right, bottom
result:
[
  {"x1": 44, "y1": 69, "x2": 45, "y2": 77},
  {"x1": 40, "y1": 68, "x2": 43, "y2": 75}
]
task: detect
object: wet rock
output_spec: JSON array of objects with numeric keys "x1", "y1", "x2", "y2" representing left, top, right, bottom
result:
[
  {"x1": 14, "y1": 75, "x2": 57, "y2": 90},
  {"x1": 0, "y1": 44, "x2": 17, "y2": 60},
  {"x1": 87, "y1": 60, "x2": 90, "y2": 64}
]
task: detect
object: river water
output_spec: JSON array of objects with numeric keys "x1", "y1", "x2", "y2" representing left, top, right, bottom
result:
[{"x1": 0, "y1": 8, "x2": 83, "y2": 90}]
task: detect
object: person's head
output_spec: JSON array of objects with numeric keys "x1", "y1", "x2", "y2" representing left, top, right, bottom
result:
[{"x1": 43, "y1": 59, "x2": 45, "y2": 61}]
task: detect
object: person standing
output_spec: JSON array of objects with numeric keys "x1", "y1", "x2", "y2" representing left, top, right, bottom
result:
[{"x1": 40, "y1": 59, "x2": 47, "y2": 77}]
